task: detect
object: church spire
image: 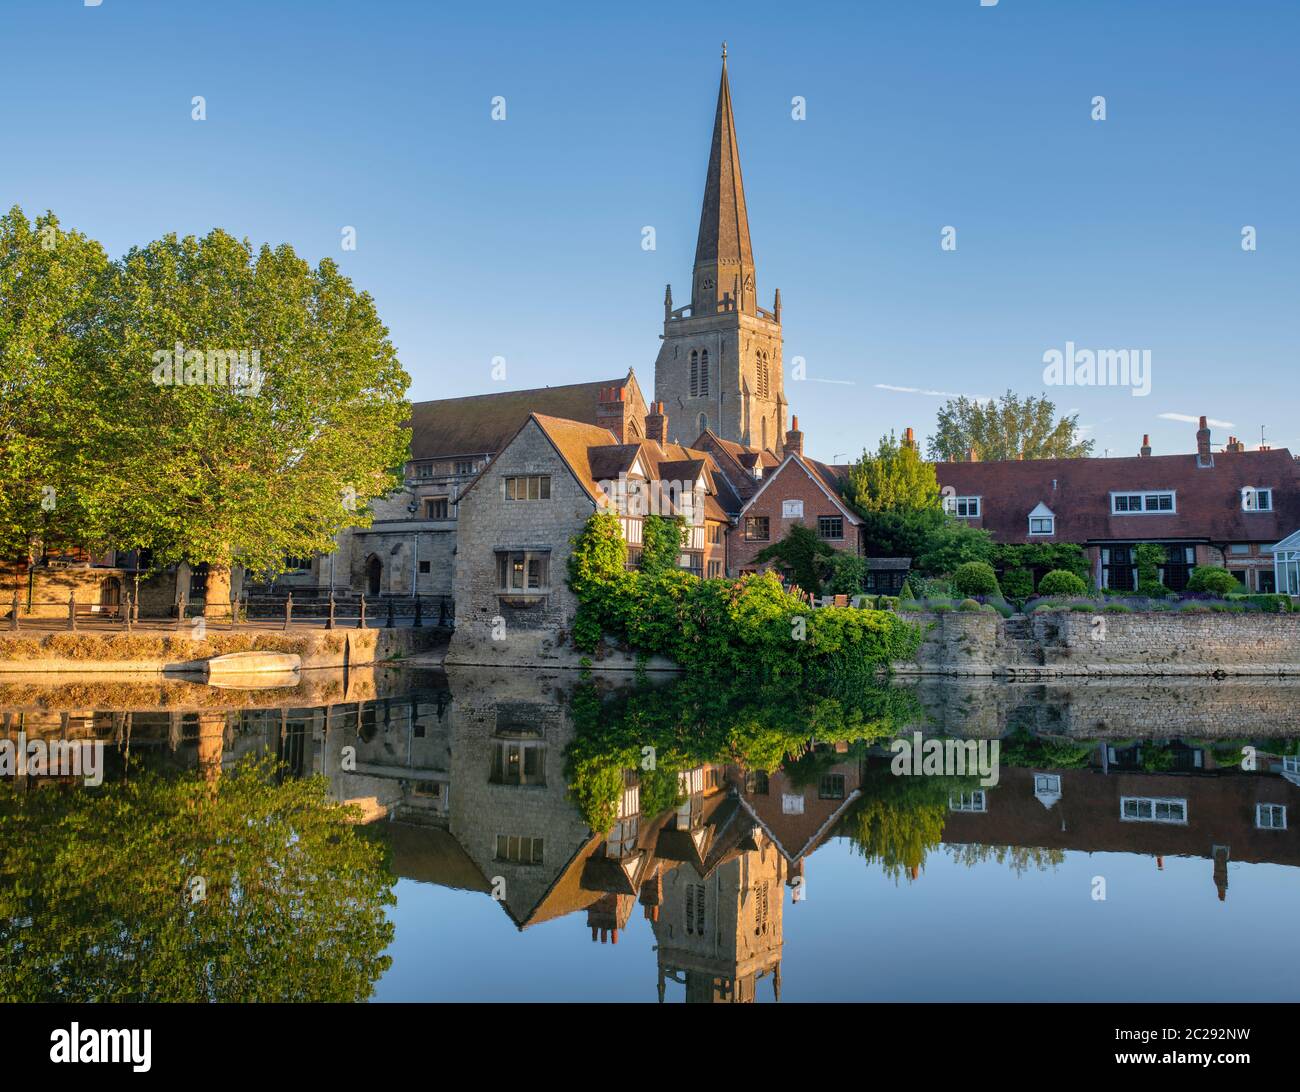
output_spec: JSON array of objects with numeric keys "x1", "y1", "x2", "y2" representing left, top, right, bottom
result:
[{"x1": 693, "y1": 45, "x2": 755, "y2": 315}]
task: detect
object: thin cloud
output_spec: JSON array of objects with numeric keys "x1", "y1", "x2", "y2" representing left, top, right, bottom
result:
[
  {"x1": 805, "y1": 377, "x2": 856, "y2": 386},
  {"x1": 875, "y1": 383, "x2": 990, "y2": 401},
  {"x1": 1158, "y1": 412, "x2": 1234, "y2": 428}
]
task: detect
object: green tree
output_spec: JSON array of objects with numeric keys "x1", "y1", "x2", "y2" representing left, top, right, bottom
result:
[
  {"x1": 0, "y1": 208, "x2": 113, "y2": 560},
  {"x1": 87, "y1": 229, "x2": 411, "y2": 614},
  {"x1": 755, "y1": 523, "x2": 835, "y2": 595},
  {"x1": 927, "y1": 390, "x2": 1093, "y2": 462},
  {"x1": 844, "y1": 432, "x2": 940, "y2": 514},
  {"x1": 0, "y1": 756, "x2": 395, "y2": 1002}
]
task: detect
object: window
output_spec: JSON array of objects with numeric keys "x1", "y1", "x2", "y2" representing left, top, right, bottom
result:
[
  {"x1": 504, "y1": 475, "x2": 551, "y2": 500},
  {"x1": 707, "y1": 523, "x2": 722, "y2": 545},
  {"x1": 1229, "y1": 544, "x2": 1251, "y2": 555},
  {"x1": 685, "y1": 883, "x2": 707, "y2": 935},
  {"x1": 949, "y1": 791, "x2": 987, "y2": 813},
  {"x1": 753, "y1": 880, "x2": 770, "y2": 937},
  {"x1": 689, "y1": 350, "x2": 699, "y2": 397},
  {"x1": 699, "y1": 349, "x2": 709, "y2": 396},
  {"x1": 424, "y1": 497, "x2": 449, "y2": 519},
  {"x1": 1243, "y1": 487, "x2": 1273, "y2": 512},
  {"x1": 1111, "y1": 492, "x2": 1175, "y2": 514},
  {"x1": 756, "y1": 350, "x2": 770, "y2": 400},
  {"x1": 455, "y1": 460, "x2": 475, "y2": 475},
  {"x1": 283, "y1": 557, "x2": 312, "y2": 572},
  {"x1": 944, "y1": 495, "x2": 981, "y2": 518},
  {"x1": 1034, "y1": 773, "x2": 1061, "y2": 794},
  {"x1": 495, "y1": 551, "x2": 549, "y2": 592},
  {"x1": 1257, "y1": 803, "x2": 1287, "y2": 830},
  {"x1": 818, "y1": 774, "x2": 846, "y2": 800},
  {"x1": 416, "y1": 463, "x2": 432, "y2": 479},
  {"x1": 782, "y1": 499, "x2": 804, "y2": 519},
  {"x1": 418, "y1": 560, "x2": 431, "y2": 574},
  {"x1": 782, "y1": 793, "x2": 805, "y2": 815},
  {"x1": 1029, "y1": 516, "x2": 1055, "y2": 536},
  {"x1": 1121, "y1": 796, "x2": 1187, "y2": 824},
  {"x1": 490, "y1": 737, "x2": 547, "y2": 786},
  {"x1": 494, "y1": 835, "x2": 544, "y2": 865},
  {"x1": 707, "y1": 560, "x2": 722, "y2": 578},
  {"x1": 744, "y1": 516, "x2": 770, "y2": 541},
  {"x1": 818, "y1": 516, "x2": 844, "y2": 540}
]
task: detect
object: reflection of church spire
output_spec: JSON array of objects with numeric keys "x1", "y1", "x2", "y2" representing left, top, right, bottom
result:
[{"x1": 1212, "y1": 845, "x2": 1230, "y2": 902}]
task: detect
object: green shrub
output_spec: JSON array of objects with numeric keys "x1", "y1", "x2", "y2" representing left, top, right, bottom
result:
[
  {"x1": 875, "y1": 596, "x2": 900, "y2": 612},
  {"x1": 898, "y1": 578, "x2": 916, "y2": 602},
  {"x1": 1136, "y1": 580, "x2": 1170, "y2": 599},
  {"x1": 1134, "y1": 543, "x2": 1167, "y2": 588},
  {"x1": 958, "y1": 598, "x2": 982, "y2": 612},
  {"x1": 1103, "y1": 603, "x2": 1132, "y2": 613},
  {"x1": 1179, "y1": 602, "x2": 1211, "y2": 613},
  {"x1": 918, "y1": 577, "x2": 956, "y2": 600},
  {"x1": 1185, "y1": 566, "x2": 1241, "y2": 596},
  {"x1": 1037, "y1": 570, "x2": 1087, "y2": 597},
  {"x1": 1243, "y1": 594, "x2": 1291, "y2": 613},
  {"x1": 953, "y1": 561, "x2": 1000, "y2": 597},
  {"x1": 1069, "y1": 603, "x2": 1094, "y2": 613},
  {"x1": 1000, "y1": 568, "x2": 1034, "y2": 601}
]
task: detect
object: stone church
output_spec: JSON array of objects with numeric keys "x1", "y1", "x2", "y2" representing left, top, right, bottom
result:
[{"x1": 653, "y1": 50, "x2": 788, "y2": 455}]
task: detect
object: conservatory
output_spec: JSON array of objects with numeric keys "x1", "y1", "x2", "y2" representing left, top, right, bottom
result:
[{"x1": 1266, "y1": 530, "x2": 1300, "y2": 597}]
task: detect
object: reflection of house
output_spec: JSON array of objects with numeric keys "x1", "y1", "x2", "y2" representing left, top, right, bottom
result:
[
  {"x1": 941, "y1": 764, "x2": 1300, "y2": 901},
  {"x1": 729, "y1": 753, "x2": 866, "y2": 896}
]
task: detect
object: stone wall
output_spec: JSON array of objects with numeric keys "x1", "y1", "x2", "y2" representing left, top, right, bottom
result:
[{"x1": 899, "y1": 608, "x2": 1300, "y2": 677}]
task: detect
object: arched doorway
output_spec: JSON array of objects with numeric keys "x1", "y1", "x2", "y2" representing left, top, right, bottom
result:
[{"x1": 366, "y1": 555, "x2": 382, "y2": 596}]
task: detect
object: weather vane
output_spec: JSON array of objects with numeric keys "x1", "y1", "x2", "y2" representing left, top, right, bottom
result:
[{"x1": 721, "y1": 41, "x2": 727, "y2": 60}]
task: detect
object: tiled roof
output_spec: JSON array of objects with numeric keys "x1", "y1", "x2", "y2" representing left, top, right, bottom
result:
[
  {"x1": 407, "y1": 370, "x2": 643, "y2": 461},
  {"x1": 935, "y1": 449, "x2": 1300, "y2": 544}
]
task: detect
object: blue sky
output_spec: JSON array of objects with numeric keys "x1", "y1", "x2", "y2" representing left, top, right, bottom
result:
[{"x1": 3, "y1": 0, "x2": 1297, "y2": 463}]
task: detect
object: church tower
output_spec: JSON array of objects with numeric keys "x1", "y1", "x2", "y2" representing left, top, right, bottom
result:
[{"x1": 654, "y1": 47, "x2": 787, "y2": 454}]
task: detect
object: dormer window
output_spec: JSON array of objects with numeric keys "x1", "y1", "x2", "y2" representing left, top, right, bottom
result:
[
  {"x1": 1111, "y1": 491, "x2": 1175, "y2": 514},
  {"x1": 944, "y1": 495, "x2": 981, "y2": 518},
  {"x1": 1028, "y1": 502, "x2": 1055, "y2": 536},
  {"x1": 1243, "y1": 487, "x2": 1273, "y2": 512}
]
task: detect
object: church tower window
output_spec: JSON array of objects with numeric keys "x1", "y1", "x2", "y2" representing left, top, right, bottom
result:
[
  {"x1": 699, "y1": 349, "x2": 709, "y2": 395},
  {"x1": 757, "y1": 350, "x2": 770, "y2": 400},
  {"x1": 689, "y1": 350, "x2": 699, "y2": 397}
]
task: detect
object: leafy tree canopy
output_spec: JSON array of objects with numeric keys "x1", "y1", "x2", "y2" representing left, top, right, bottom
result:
[
  {"x1": 844, "y1": 432, "x2": 940, "y2": 514},
  {"x1": 927, "y1": 390, "x2": 1094, "y2": 462}
]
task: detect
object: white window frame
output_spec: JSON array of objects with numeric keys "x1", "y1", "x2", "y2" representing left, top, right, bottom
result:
[
  {"x1": 1029, "y1": 515, "x2": 1055, "y2": 536},
  {"x1": 1034, "y1": 773, "x2": 1062, "y2": 795},
  {"x1": 949, "y1": 791, "x2": 987, "y2": 813},
  {"x1": 1242, "y1": 487, "x2": 1274, "y2": 513},
  {"x1": 782, "y1": 499, "x2": 804, "y2": 519},
  {"x1": 1256, "y1": 803, "x2": 1287, "y2": 830},
  {"x1": 1120, "y1": 796, "x2": 1187, "y2": 824},
  {"x1": 1110, "y1": 491, "x2": 1176, "y2": 514},
  {"x1": 944, "y1": 495, "x2": 981, "y2": 518}
]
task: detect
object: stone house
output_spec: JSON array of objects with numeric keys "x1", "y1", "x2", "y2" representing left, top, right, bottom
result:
[{"x1": 447, "y1": 402, "x2": 734, "y2": 664}]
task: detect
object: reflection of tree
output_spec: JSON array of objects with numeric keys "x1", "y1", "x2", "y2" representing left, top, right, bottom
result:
[
  {"x1": 566, "y1": 677, "x2": 924, "y2": 832},
  {"x1": 0, "y1": 756, "x2": 394, "y2": 1002},
  {"x1": 999, "y1": 730, "x2": 1093, "y2": 769},
  {"x1": 945, "y1": 843, "x2": 1065, "y2": 875},
  {"x1": 840, "y1": 767, "x2": 974, "y2": 884}
]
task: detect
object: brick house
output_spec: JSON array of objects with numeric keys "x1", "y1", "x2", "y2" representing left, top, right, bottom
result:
[
  {"x1": 727, "y1": 419, "x2": 862, "y2": 577},
  {"x1": 934, "y1": 417, "x2": 1300, "y2": 592}
]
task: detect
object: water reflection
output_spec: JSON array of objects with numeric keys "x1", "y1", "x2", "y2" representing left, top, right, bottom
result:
[{"x1": 3, "y1": 668, "x2": 1299, "y2": 1002}]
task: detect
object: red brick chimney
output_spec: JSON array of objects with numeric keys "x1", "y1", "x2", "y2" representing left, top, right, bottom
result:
[
  {"x1": 1225, "y1": 436, "x2": 1245, "y2": 454},
  {"x1": 645, "y1": 401, "x2": 667, "y2": 445},
  {"x1": 784, "y1": 415, "x2": 803, "y2": 457},
  {"x1": 596, "y1": 385, "x2": 632, "y2": 444},
  {"x1": 967, "y1": 447, "x2": 980, "y2": 463},
  {"x1": 902, "y1": 426, "x2": 916, "y2": 450},
  {"x1": 1140, "y1": 434, "x2": 1152, "y2": 457},
  {"x1": 1196, "y1": 415, "x2": 1212, "y2": 462}
]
